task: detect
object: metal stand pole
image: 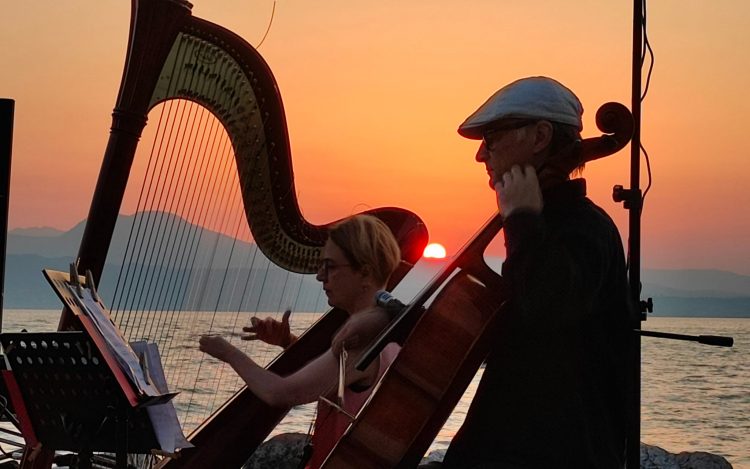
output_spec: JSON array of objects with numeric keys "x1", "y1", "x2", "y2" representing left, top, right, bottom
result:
[
  {"x1": 627, "y1": 0, "x2": 645, "y2": 458},
  {"x1": 625, "y1": 1, "x2": 644, "y2": 466}
]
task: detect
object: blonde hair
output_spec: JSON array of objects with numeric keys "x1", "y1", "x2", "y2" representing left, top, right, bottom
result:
[{"x1": 328, "y1": 214, "x2": 401, "y2": 287}]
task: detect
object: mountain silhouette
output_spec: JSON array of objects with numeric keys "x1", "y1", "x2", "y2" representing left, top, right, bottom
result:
[{"x1": 4, "y1": 213, "x2": 750, "y2": 316}]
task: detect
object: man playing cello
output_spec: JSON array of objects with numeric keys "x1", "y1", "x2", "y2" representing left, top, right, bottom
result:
[{"x1": 334, "y1": 76, "x2": 633, "y2": 468}]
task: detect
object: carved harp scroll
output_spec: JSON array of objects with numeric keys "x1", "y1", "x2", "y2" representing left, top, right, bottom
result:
[{"x1": 62, "y1": 0, "x2": 428, "y2": 467}]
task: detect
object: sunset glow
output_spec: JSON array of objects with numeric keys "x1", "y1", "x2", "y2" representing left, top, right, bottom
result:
[
  {"x1": 2, "y1": 1, "x2": 749, "y2": 275},
  {"x1": 423, "y1": 243, "x2": 447, "y2": 259}
]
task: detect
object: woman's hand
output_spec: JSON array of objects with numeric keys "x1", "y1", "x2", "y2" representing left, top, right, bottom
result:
[
  {"x1": 331, "y1": 307, "x2": 391, "y2": 356},
  {"x1": 199, "y1": 335, "x2": 238, "y2": 363},
  {"x1": 242, "y1": 309, "x2": 296, "y2": 348}
]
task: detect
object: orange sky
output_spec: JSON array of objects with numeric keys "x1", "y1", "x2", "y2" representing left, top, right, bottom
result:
[{"x1": 2, "y1": 1, "x2": 749, "y2": 274}]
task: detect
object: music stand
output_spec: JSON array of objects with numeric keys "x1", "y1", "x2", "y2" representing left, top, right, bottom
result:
[
  {"x1": 0, "y1": 331, "x2": 160, "y2": 468},
  {"x1": 0, "y1": 267, "x2": 189, "y2": 468}
]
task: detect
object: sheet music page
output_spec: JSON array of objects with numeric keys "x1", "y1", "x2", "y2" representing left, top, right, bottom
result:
[
  {"x1": 131, "y1": 341, "x2": 193, "y2": 452},
  {"x1": 66, "y1": 283, "x2": 161, "y2": 398}
]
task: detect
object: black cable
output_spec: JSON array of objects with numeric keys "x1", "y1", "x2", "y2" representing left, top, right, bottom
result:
[
  {"x1": 256, "y1": 1, "x2": 277, "y2": 49},
  {"x1": 640, "y1": 0, "x2": 654, "y2": 209}
]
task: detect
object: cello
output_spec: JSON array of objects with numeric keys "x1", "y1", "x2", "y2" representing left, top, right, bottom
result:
[{"x1": 322, "y1": 102, "x2": 634, "y2": 468}]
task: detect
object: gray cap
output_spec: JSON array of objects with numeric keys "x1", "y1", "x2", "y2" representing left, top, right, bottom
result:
[{"x1": 458, "y1": 76, "x2": 584, "y2": 139}]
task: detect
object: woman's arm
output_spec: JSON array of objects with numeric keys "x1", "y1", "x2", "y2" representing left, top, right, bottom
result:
[{"x1": 199, "y1": 335, "x2": 379, "y2": 408}]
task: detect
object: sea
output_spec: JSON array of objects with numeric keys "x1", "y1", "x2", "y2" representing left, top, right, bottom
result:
[{"x1": 1, "y1": 310, "x2": 747, "y2": 468}]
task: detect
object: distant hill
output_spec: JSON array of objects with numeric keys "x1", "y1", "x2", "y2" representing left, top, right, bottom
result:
[
  {"x1": 392, "y1": 258, "x2": 750, "y2": 318},
  {"x1": 3, "y1": 214, "x2": 750, "y2": 317},
  {"x1": 3, "y1": 254, "x2": 74, "y2": 309},
  {"x1": 4, "y1": 212, "x2": 325, "y2": 312},
  {"x1": 641, "y1": 269, "x2": 750, "y2": 298},
  {"x1": 8, "y1": 226, "x2": 66, "y2": 238}
]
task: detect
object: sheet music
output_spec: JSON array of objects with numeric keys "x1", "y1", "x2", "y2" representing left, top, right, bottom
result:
[
  {"x1": 66, "y1": 282, "x2": 161, "y2": 398},
  {"x1": 131, "y1": 341, "x2": 193, "y2": 453}
]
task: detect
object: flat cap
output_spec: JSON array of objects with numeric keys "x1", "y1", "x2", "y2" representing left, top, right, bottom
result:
[{"x1": 458, "y1": 76, "x2": 583, "y2": 139}]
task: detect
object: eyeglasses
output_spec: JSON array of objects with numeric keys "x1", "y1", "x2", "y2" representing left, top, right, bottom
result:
[
  {"x1": 482, "y1": 120, "x2": 536, "y2": 151},
  {"x1": 318, "y1": 259, "x2": 352, "y2": 280}
]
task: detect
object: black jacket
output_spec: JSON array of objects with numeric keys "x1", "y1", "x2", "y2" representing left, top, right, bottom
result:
[{"x1": 442, "y1": 179, "x2": 633, "y2": 469}]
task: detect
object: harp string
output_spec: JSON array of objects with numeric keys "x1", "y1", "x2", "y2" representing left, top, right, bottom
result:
[
  {"x1": 108, "y1": 101, "x2": 242, "y2": 430},
  {"x1": 129, "y1": 98, "x2": 195, "y2": 343},
  {"x1": 110, "y1": 97, "x2": 172, "y2": 321},
  {"x1": 158, "y1": 108, "x2": 225, "y2": 358},
  {"x1": 129, "y1": 99, "x2": 190, "y2": 341},
  {"x1": 143, "y1": 102, "x2": 213, "y2": 348}
]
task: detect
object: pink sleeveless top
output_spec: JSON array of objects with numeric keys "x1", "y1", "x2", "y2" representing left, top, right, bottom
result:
[{"x1": 306, "y1": 342, "x2": 400, "y2": 469}]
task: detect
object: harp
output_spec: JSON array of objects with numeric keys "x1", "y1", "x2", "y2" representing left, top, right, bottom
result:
[{"x1": 40, "y1": 0, "x2": 427, "y2": 467}]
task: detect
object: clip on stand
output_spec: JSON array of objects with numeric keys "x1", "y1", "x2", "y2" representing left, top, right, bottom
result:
[{"x1": 0, "y1": 267, "x2": 179, "y2": 468}]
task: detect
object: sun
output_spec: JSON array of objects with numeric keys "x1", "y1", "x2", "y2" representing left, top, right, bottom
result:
[{"x1": 423, "y1": 243, "x2": 447, "y2": 259}]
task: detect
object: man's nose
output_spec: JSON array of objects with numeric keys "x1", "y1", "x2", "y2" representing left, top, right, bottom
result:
[{"x1": 476, "y1": 142, "x2": 489, "y2": 162}]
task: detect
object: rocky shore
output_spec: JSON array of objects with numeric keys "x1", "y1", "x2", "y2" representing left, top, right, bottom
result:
[{"x1": 243, "y1": 432, "x2": 735, "y2": 469}]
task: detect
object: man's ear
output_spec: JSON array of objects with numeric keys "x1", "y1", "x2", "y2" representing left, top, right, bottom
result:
[{"x1": 531, "y1": 120, "x2": 554, "y2": 153}]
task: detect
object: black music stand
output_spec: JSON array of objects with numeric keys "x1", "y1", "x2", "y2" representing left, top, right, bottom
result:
[
  {"x1": 0, "y1": 331, "x2": 160, "y2": 468},
  {"x1": 0, "y1": 267, "x2": 189, "y2": 468}
]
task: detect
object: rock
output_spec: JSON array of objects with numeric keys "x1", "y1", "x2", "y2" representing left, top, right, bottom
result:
[
  {"x1": 421, "y1": 448, "x2": 447, "y2": 464},
  {"x1": 638, "y1": 444, "x2": 733, "y2": 469},
  {"x1": 242, "y1": 432, "x2": 309, "y2": 469},
  {"x1": 244, "y1": 435, "x2": 734, "y2": 469},
  {"x1": 424, "y1": 443, "x2": 733, "y2": 469},
  {"x1": 674, "y1": 450, "x2": 734, "y2": 469},
  {"x1": 641, "y1": 444, "x2": 682, "y2": 469}
]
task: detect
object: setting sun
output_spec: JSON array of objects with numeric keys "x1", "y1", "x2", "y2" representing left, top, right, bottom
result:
[{"x1": 423, "y1": 243, "x2": 447, "y2": 259}]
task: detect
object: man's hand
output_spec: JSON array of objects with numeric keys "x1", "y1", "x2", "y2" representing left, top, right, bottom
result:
[
  {"x1": 242, "y1": 309, "x2": 294, "y2": 348},
  {"x1": 331, "y1": 307, "x2": 391, "y2": 356},
  {"x1": 494, "y1": 164, "x2": 543, "y2": 217}
]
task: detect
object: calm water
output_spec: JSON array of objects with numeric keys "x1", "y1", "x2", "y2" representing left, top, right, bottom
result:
[{"x1": 2, "y1": 311, "x2": 747, "y2": 468}]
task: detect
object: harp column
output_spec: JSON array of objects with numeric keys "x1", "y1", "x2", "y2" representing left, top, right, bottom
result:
[{"x1": 64, "y1": 0, "x2": 193, "y2": 331}]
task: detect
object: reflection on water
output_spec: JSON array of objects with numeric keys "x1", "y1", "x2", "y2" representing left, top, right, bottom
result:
[
  {"x1": 1, "y1": 312, "x2": 747, "y2": 468},
  {"x1": 640, "y1": 317, "x2": 749, "y2": 468}
]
